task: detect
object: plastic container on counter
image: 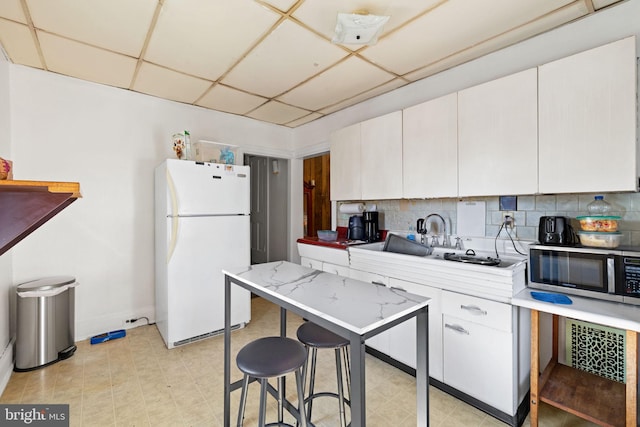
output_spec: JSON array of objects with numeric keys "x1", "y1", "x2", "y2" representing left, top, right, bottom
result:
[
  {"x1": 576, "y1": 216, "x2": 620, "y2": 232},
  {"x1": 576, "y1": 231, "x2": 622, "y2": 248},
  {"x1": 317, "y1": 230, "x2": 338, "y2": 241}
]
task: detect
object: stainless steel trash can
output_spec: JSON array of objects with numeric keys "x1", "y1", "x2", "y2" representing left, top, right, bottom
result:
[{"x1": 15, "y1": 276, "x2": 78, "y2": 371}]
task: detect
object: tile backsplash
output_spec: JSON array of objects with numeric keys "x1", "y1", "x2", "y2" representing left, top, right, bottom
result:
[{"x1": 337, "y1": 193, "x2": 640, "y2": 246}]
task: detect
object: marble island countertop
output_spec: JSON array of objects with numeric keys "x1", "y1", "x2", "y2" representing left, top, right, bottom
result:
[{"x1": 223, "y1": 261, "x2": 430, "y2": 335}]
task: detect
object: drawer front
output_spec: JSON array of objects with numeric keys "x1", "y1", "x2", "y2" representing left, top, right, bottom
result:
[
  {"x1": 349, "y1": 268, "x2": 389, "y2": 286},
  {"x1": 322, "y1": 262, "x2": 350, "y2": 277},
  {"x1": 442, "y1": 290, "x2": 511, "y2": 332}
]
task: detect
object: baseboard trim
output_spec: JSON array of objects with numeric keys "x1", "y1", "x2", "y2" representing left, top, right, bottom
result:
[{"x1": 0, "y1": 339, "x2": 14, "y2": 396}]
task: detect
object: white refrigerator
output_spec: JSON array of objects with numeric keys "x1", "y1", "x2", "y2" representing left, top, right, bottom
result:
[{"x1": 155, "y1": 159, "x2": 251, "y2": 349}]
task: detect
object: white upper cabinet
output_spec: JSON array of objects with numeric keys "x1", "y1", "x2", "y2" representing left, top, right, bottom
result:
[
  {"x1": 458, "y1": 68, "x2": 539, "y2": 197},
  {"x1": 538, "y1": 36, "x2": 637, "y2": 194},
  {"x1": 403, "y1": 93, "x2": 458, "y2": 198},
  {"x1": 330, "y1": 123, "x2": 361, "y2": 200},
  {"x1": 360, "y1": 111, "x2": 403, "y2": 200}
]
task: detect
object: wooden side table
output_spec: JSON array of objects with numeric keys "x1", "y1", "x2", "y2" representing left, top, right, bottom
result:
[
  {"x1": 530, "y1": 310, "x2": 637, "y2": 427},
  {"x1": 513, "y1": 290, "x2": 640, "y2": 427}
]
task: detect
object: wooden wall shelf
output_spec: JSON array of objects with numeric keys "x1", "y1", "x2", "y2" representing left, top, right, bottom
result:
[{"x1": 0, "y1": 180, "x2": 81, "y2": 256}]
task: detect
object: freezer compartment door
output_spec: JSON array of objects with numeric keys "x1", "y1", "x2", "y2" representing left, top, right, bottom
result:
[
  {"x1": 165, "y1": 159, "x2": 250, "y2": 215},
  {"x1": 165, "y1": 215, "x2": 250, "y2": 346}
]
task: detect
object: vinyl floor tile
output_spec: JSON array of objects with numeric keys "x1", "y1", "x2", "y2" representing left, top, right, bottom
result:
[{"x1": 1, "y1": 297, "x2": 600, "y2": 426}]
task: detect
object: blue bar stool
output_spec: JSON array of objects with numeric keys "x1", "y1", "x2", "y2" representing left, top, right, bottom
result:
[
  {"x1": 297, "y1": 322, "x2": 351, "y2": 427},
  {"x1": 236, "y1": 336, "x2": 308, "y2": 427}
]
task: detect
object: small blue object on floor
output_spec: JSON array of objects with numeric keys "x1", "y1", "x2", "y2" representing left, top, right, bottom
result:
[
  {"x1": 530, "y1": 291, "x2": 572, "y2": 305},
  {"x1": 90, "y1": 329, "x2": 126, "y2": 345}
]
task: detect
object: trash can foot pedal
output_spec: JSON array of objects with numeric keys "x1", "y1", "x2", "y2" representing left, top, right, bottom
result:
[
  {"x1": 91, "y1": 329, "x2": 126, "y2": 345},
  {"x1": 59, "y1": 345, "x2": 76, "y2": 360}
]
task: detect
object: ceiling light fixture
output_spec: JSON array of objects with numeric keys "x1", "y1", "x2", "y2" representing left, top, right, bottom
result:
[{"x1": 332, "y1": 11, "x2": 390, "y2": 46}]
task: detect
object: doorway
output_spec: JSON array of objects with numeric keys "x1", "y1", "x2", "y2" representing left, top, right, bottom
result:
[
  {"x1": 245, "y1": 154, "x2": 289, "y2": 264},
  {"x1": 303, "y1": 153, "x2": 331, "y2": 237}
]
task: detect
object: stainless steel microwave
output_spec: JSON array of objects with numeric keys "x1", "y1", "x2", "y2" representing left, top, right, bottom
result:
[{"x1": 528, "y1": 244, "x2": 640, "y2": 305}]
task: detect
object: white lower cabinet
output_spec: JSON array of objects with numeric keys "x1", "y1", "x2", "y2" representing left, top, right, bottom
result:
[
  {"x1": 349, "y1": 269, "x2": 391, "y2": 353},
  {"x1": 300, "y1": 256, "x2": 322, "y2": 270},
  {"x1": 442, "y1": 290, "x2": 515, "y2": 415},
  {"x1": 388, "y1": 278, "x2": 443, "y2": 382},
  {"x1": 321, "y1": 262, "x2": 350, "y2": 276}
]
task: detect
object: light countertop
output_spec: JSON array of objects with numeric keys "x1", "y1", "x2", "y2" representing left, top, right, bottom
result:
[{"x1": 512, "y1": 288, "x2": 640, "y2": 332}]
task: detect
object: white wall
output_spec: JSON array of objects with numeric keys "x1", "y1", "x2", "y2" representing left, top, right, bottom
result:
[
  {"x1": 0, "y1": 44, "x2": 14, "y2": 393},
  {"x1": 8, "y1": 66, "x2": 292, "y2": 342}
]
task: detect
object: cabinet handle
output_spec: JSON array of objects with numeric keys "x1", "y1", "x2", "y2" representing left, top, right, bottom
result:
[
  {"x1": 390, "y1": 286, "x2": 406, "y2": 292},
  {"x1": 460, "y1": 304, "x2": 487, "y2": 315},
  {"x1": 445, "y1": 324, "x2": 469, "y2": 335},
  {"x1": 371, "y1": 281, "x2": 386, "y2": 287}
]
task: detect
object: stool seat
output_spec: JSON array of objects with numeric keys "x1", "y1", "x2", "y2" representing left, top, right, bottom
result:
[
  {"x1": 237, "y1": 337, "x2": 307, "y2": 378},
  {"x1": 236, "y1": 336, "x2": 308, "y2": 427},
  {"x1": 297, "y1": 322, "x2": 349, "y2": 349}
]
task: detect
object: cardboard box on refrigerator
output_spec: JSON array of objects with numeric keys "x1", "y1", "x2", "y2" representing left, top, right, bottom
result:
[{"x1": 193, "y1": 141, "x2": 237, "y2": 164}]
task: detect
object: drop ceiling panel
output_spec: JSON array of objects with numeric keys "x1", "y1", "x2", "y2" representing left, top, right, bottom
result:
[
  {"x1": 145, "y1": 0, "x2": 280, "y2": 81},
  {"x1": 196, "y1": 84, "x2": 267, "y2": 115},
  {"x1": 319, "y1": 78, "x2": 407, "y2": 114},
  {"x1": 133, "y1": 62, "x2": 212, "y2": 104},
  {"x1": 292, "y1": 0, "x2": 443, "y2": 47},
  {"x1": 278, "y1": 56, "x2": 396, "y2": 111},
  {"x1": 405, "y1": 1, "x2": 590, "y2": 82},
  {"x1": 285, "y1": 112, "x2": 323, "y2": 127},
  {"x1": 0, "y1": 0, "x2": 627, "y2": 127},
  {"x1": 247, "y1": 100, "x2": 311, "y2": 125},
  {"x1": 0, "y1": 0, "x2": 27, "y2": 23},
  {"x1": 593, "y1": 0, "x2": 621, "y2": 9},
  {"x1": 26, "y1": 0, "x2": 156, "y2": 57},
  {"x1": 0, "y1": 20, "x2": 41, "y2": 68},
  {"x1": 261, "y1": 0, "x2": 300, "y2": 13},
  {"x1": 363, "y1": 0, "x2": 576, "y2": 75},
  {"x1": 38, "y1": 32, "x2": 137, "y2": 89},
  {"x1": 222, "y1": 19, "x2": 348, "y2": 98}
]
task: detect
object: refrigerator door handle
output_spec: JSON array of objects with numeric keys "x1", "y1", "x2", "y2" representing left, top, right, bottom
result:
[{"x1": 167, "y1": 170, "x2": 179, "y2": 263}]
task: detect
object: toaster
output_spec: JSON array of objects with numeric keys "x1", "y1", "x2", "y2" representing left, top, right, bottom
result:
[{"x1": 538, "y1": 216, "x2": 575, "y2": 246}]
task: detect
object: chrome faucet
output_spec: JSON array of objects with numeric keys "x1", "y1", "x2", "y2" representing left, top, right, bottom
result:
[{"x1": 423, "y1": 213, "x2": 450, "y2": 248}]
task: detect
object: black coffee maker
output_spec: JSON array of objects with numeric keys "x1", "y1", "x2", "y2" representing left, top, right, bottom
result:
[{"x1": 363, "y1": 211, "x2": 380, "y2": 243}]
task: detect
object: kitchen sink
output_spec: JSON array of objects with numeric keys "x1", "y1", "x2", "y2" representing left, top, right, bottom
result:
[{"x1": 354, "y1": 237, "x2": 525, "y2": 268}]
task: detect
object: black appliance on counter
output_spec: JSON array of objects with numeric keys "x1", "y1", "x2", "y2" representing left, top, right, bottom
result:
[
  {"x1": 538, "y1": 216, "x2": 575, "y2": 246},
  {"x1": 363, "y1": 211, "x2": 380, "y2": 242},
  {"x1": 348, "y1": 215, "x2": 365, "y2": 241}
]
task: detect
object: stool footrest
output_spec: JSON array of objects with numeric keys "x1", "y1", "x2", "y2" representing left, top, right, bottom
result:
[{"x1": 304, "y1": 391, "x2": 351, "y2": 407}]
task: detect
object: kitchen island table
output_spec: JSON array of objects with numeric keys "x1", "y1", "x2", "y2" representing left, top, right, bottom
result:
[{"x1": 223, "y1": 261, "x2": 431, "y2": 427}]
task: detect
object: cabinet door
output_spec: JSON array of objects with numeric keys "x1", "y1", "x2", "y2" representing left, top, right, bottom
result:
[
  {"x1": 388, "y1": 278, "x2": 443, "y2": 381},
  {"x1": 403, "y1": 93, "x2": 458, "y2": 198},
  {"x1": 330, "y1": 123, "x2": 361, "y2": 200},
  {"x1": 300, "y1": 256, "x2": 322, "y2": 270},
  {"x1": 539, "y1": 36, "x2": 637, "y2": 194},
  {"x1": 458, "y1": 68, "x2": 538, "y2": 197},
  {"x1": 443, "y1": 314, "x2": 514, "y2": 414},
  {"x1": 360, "y1": 111, "x2": 403, "y2": 200},
  {"x1": 349, "y1": 269, "x2": 390, "y2": 353}
]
